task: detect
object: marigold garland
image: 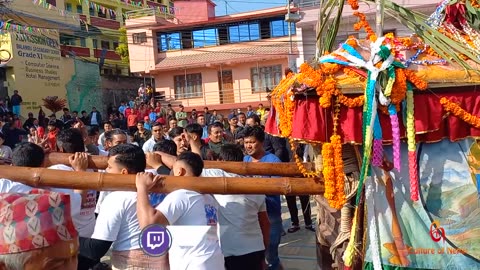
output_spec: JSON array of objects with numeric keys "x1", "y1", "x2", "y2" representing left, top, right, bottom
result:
[
  {"x1": 321, "y1": 63, "x2": 342, "y2": 74},
  {"x1": 335, "y1": 89, "x2": 365, "y2": 107},
  {"x1": 440, "y1": 97, "x2": 480, "y2": 128},
  {"x1": 390, "y1": 68, "x2": 407, "y2": 105},
  {"x1": 297, "y1": 63, "x2": 323, "y2": 89},
  {"x1": 353, "y1": 12, "x2": 377, "y2": 41},
  {"x1": 404, "y1": 69, "x2": 428, "y2": 90},
  {"x1": 279, "y1": 89, "x2": 296, "y2": 137},
  {"x1": 322, "y1": 142, "x2": 335, "y2": 201},
  {"x1": 289, "y1": 138, "x2": 320, "y2": 178},
  {"x1": 347, "y1": 0, "x2": 359, "y2": 10}
]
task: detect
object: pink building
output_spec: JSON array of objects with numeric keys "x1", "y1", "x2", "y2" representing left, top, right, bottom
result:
[{"x1": 126, "y1": 0, "x2": 298, "y2": 111}]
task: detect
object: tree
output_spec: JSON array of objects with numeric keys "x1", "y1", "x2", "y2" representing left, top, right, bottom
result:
[{"x1": 115, "y1": 27, "x2": 129, "y2": 64}]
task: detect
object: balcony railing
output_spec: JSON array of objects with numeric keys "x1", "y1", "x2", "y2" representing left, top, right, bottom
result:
[
  {"x1": 60, "y1": 45, "x2": 91, "y2": 57},
  {"x1": 90, "y1": 16, "x2": 121, "y2": 29},
  {"x1": 295, "y1": 0, "x2": 320, "y2": 8},
  {"x1": 125, "y1": 7, "x2": 174, "y2": 20},
  {"x1": 94, "y1": 49, "x2": 121, "y2": 60},
  {"x1": 160, "y1": 87, "x2": 271, "y2": 108}
]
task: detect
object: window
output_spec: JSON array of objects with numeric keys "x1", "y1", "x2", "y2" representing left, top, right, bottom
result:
[
  {"x1": 92, "y1": 39, "x2": 98, "y2": 48},
  {"x1": 60, "y1": 34, "x2": 76, "y2": 46},
  {"x1": 89, "y1": 6, "x2": 95, "y2": 16},
  {"x1": 111, "y1": 11, "x2": 117, "y2": 20},
  {"x1": 65, "y1": 3, "x2": 72, "y2": 12},
  {"x1": 113, "y1": 41, "x2": 119, "y2": 49},
  {"x1": 251, "y1": 65, "x2": 282, "y2": 93},
  {"x1": 98, "y1": 8, "x2": 106, "y2": 18},
  {"x1": 101, "y1": 41, "x2": 110, "y2": 50},
  {"x1": 76, "y1": 5, "x2": 83, "y2": 14},
  {"x1": 228, "y1": 22, "x2": 260, "y2": 43},
  {"x1": 192, "y1": 28, "x2": 218, "y2": 48},
  {"x1": 270, "y1": 20, "x2": 295, "y2": 37},
  {"x1": 133, "y1": 32, "x2": 147, "y2": 44},
  {"x1": 174, "y1": 73, "x2": 202, "y2": 99},
  {"x1": 80, "y1": 38, "x2": 86, "y2": 47},
  {"x1": 158, "y1": 32, "x2": 181, "y2": 51}
]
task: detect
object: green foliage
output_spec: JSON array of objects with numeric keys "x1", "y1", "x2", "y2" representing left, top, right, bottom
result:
[{"x1": 115, "y1": 27, "x2": 129, "y2": 64}]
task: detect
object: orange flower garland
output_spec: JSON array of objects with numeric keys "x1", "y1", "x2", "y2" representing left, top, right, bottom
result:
[
  {"x1": 347, "y1": 0, "x2": 359, "y2": 10},
  {"x1": 279, "y1": 89, "x2": 296, "y2": 137},
  {"x1": 297, "y1": 63, "x2": 323, "y2": 89},
  {"x1": 330, "y1": 134, "x2": 346, "y2": 209},
  {"x1": 335, "y1": 90, "x2": 365, "y2": 107},
  {"x1": 322, "y1": 142, "x2": 335, "y2": 202},
  {"x1": 289, "y1": 138, "x2": 320, "y2": 178},
  {"x1": 390, "y1": 68, "x2": 407, "y2": 105},
  {"x1": 440, "y1": 97, "x2": 480, "y2": 128},
  {"x1": 321, "y1": 63, "x2": 342, "y2": 74},
  {"x1": 404, "y1": 69, "x2": 428, "y2": 90},
  {"x1": 319, "y1": 77, "x2": 337, "y2": 108},
  {"x1": 471, "y1": 0, "x2": 480, "y2": 8},
  {"x1": 353, "y1": 12, "x2": 377, "y2": 41}
]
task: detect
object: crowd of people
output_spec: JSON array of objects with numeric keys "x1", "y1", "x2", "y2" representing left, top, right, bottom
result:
[{"x1": 0, "y1": 96, "x2": 315, "y2": 270}]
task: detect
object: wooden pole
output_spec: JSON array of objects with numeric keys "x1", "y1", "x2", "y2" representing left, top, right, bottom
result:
[
  {"x1": 44, "y1": 153, "x2": 313, "y2": 177},
  {"x1": 0, "y1": 166, "x2": 324, "y2": 195}
]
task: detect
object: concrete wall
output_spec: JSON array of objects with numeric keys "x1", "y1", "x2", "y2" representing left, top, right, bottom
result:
[
  {"x1": 152, "y1": 58, "x2": 287, "y2": 107},
  {"x1": 174, "y1": 0, "x2": 216, "y2": 23}
]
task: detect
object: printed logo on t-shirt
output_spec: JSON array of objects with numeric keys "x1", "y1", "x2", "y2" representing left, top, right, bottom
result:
[
  {"x1": 204, "y1": 204, "x2": 217, "y2": 226},
  {"x1": 80, "y1": 191, "x2": 96, "y2": 216}
]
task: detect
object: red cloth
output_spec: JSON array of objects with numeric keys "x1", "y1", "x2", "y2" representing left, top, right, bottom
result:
[
  {"x1": 265, "y1": 91, "x2": 480, "y2": 144},
  {"x1": 0, "y1": 190, "x2": 78, "y2": 254}
]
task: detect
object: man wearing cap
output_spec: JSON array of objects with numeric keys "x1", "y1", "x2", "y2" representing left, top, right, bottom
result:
[
  {"x1": 0, "y1": 191, "x2": 79, "y2": 270},
  {"x1": 175, "y1": 104, "x2": 188, "y2": 128}
]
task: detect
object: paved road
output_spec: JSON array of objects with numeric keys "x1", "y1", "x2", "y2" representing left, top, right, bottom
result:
[{"x1": 101, "y1": 196, "x2": 318, "y2": 270}]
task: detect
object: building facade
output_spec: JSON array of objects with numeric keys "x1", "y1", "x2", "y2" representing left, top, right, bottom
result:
[
  {"x1": 126, "y1": 0, "x2": 298, "y2": 111},
  {"x1": 1, "y1": 0, "x2": 174, "y2": 117}
]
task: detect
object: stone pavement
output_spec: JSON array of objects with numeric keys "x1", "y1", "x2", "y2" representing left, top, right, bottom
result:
[{"x1": 101, "y1": 196, "x2": 318, "y2": 270}]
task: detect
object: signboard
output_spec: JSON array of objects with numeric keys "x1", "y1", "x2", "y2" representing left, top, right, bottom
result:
[{"x1": 2, "y1": 31, "x2": 74, "y2": 117}]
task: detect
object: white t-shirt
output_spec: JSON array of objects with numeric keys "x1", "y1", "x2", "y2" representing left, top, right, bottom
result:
[
  {"x1": 97, "y1": 133, "x2": 106, "y2": 150},
  {"x1": 142, "y1": 137, "x2": 156, "y2": 153},
  {"x1": 92, "y1": 191, "x2": 141, "y2": 251},
  {"x1": 203, "y1": 169, "x2": 267, "y2": 256},
  {"x1": 0, "y1": 178, "x2": 32, "y2": 193},
  {"x1": 0, "y1": 178, "x2": 82, "y2": 226},
  {"x1": 48, "y1": 164, "x2": 97, "y2": 238},
  {"x1": 157, "y1": 189, "x2": 224, "y2": 270}
]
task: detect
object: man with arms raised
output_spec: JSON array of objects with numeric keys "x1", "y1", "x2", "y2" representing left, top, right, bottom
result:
[
  {"x1": 136, "y1": 152, "x2": 224, "y2": 270},
  {"x1": 79, "y1": 144, "x2": 168, "y2": 270},
  {"x1": 0, "y1": 191, "x2": 79, "y2": 270}
]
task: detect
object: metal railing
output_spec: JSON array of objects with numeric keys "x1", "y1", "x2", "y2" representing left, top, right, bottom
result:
[
  {"x1": 295, "y1": 0, "x2": 320, "y2": 8},
  {"x1": 160, "y1": 87, "x2": 271, "y2": 107},
  {"x1": 125, "y1": 8, "x2": 174, "y2": 19}
]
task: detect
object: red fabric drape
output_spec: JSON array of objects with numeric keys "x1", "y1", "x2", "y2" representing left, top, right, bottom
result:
[{"x1": 265, "y1": 90, "x2": 480, "y2": 144}]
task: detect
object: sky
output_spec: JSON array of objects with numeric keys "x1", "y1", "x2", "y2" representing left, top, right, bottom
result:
[{"x1": 212, "y1": 0, "x2": 288, "y2": 16}]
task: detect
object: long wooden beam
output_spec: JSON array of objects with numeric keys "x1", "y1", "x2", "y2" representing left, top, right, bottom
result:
[
  {"x1": 0, "y1": 166, "x2": 324, "y2": 195},
  {"x1": 44, "y1": 153, "x2": 312, "y2": 177}
]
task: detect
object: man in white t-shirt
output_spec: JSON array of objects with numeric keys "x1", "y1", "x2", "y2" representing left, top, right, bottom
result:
[
  {"x1": 78, "y1": 144, "x2": 168, "y2": 270},
  {"x1": 142, "y1": 122, "x2": 166, "y2": 152},
  {"x1": 48, "y1": 128, "x2": 96, "y2": 238},
  {"x1": 202, "y1": 144, "x2": 270, "y2": 270},
  {"x1": 136, "y1": 152, "x2": 224, "y2": 270}
]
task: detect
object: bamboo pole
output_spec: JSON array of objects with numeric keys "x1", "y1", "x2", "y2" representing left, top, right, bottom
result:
[
  {"x1": 0, "y1": 166, "x2": 324, "y2": 195},
  {"x1": 44, "y1": 153, "x2": 312, "y2": 177}
]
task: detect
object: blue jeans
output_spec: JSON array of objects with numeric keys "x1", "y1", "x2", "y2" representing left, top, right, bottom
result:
[
  {"x1": 12, "y1": 105, "x2": 20, "y2": 116},
  {"x1": 266, "y1": 213, "x2": 283, "y2": 270}
]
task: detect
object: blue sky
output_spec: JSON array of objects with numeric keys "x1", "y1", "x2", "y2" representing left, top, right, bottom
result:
[{"x1": 212, "y1": 0, "x2": 287, "y2": 16}]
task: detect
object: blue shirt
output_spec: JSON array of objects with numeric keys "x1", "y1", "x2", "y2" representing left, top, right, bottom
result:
[
  {"x1": 149, "y1": 112, "x2": 157, "y2": 122},
  {"x1": 201, "y1": 125, "x2": 208, "y2": 140},
  {"x1": 244, "y1": 153, "x2": 282, "y2": 216}
]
